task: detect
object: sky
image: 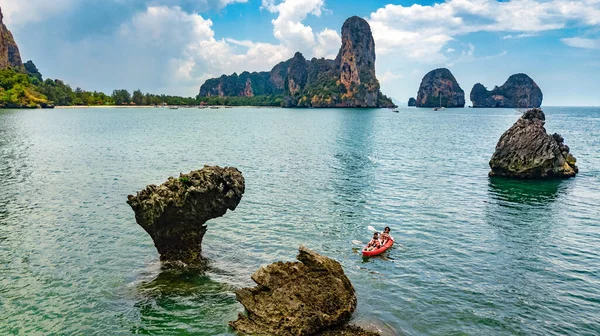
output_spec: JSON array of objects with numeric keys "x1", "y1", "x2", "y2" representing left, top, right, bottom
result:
[{"x1": 1, "y1": 0, "x2": 599, "y2": 106}]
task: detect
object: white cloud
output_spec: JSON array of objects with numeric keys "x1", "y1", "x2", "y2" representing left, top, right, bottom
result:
[
  {"x1": 502, "y1": 33, "x2": 537, "y2": 40},
  {"x1": 379, "y1": 70, "x2": 402, "y2": 84},
  {"x1": 0, "y1": 0, "x2": 75, "y2": 26},
  {"x1": 561, "y1": 37, "x2": 600, "y2": 50},
  {"x1": 261, "y1": 0, "x2": 326, "y2": 56},
  {"x1": 446, "y1": 48, "x2": 455, "y2": 53},
  {"x1": 369, "y1": 0, "x2": 600, "y2": 64},
  {"x1": 314, "y1": 28, "x2": 341, "y2": 59}
]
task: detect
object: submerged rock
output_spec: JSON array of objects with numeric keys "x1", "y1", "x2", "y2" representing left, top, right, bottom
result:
[
  {"x1": 470, "y1": 73, "x2": 543, "y2": 108},
  {"x1": 230, "y1": 246, "x2": 376, "y2": 336},
  {"x1": 416, "y1": 68, "x2": 465, "y2": 108},
  {"x1": 489, "y1": 108, "x2": 578, "y2": 179},
  {"x1": 127, "y1": 166, "x2": 245, "y2": 263}
]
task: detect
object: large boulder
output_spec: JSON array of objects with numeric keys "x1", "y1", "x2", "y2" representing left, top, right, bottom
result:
[
  {"x1": 127, "y1": 166, "x2": 245, "y2": 263},
  {"x1": 230, "y1": 246, "x2": 376, "y2": 336},
  {"x1": 489, "y1": 108, "x2": 578, "y2": 178},
  {"x1": 416, "y1": 68, "x2": 465, "y2": 108},
  {"x1": 470, "y1": 73, "x2": 542, "y2": 108}
]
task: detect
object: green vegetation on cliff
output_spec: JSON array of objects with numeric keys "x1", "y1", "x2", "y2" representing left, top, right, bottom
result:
[{"x1": 0, "y1": 67, "x2": 51, "y2": 108}]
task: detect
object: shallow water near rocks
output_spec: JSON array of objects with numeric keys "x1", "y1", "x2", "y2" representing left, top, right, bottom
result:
[{"x1": 1, "y1": 106, "x2": 599, "y2": 335}]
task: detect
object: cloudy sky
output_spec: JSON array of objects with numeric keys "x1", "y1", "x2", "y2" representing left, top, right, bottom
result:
[{"x1": 2, "y1": 0, "x2": 599, "y2": 106}]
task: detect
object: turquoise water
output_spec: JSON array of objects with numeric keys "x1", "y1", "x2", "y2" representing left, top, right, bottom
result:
[{"x1": 1, "y1": 106, "x2": 599, "y2": 335}]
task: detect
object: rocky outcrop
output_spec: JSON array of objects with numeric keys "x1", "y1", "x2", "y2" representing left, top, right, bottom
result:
[
  {"x1": 127, "y1": 166, "x2": 245, "y2": 263},
  {"x1": 408, "y1": 97, "x2": 416, "y2": 106},
  {"x1": 416, "y1": 68, "x2": 465, "y2": 108},
  {"x1": 198, "y1": 16, "x2": 395, "y2": 108},
  {"x1": 0, "y1": 7, "x2": 22, "y2": 69},
  {"x1": 489, "y1": 108, "x2": 578, "y2": 179},
  {"x1": 287, "y1": 52, "x2": 309, "y2": 96},
  {"x1": 230, "y1": 246, "x2": 376, "y2": 336},
  {"x1": 471, "y1": 73, "x2": 543, "y2": 108}
]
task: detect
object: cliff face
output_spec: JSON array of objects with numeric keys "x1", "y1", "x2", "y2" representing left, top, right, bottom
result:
[
  {"x1": 416, "y1": 68, "x2": 465, "y2": 108},
  {"x1": 198, "y1": 16, "x2": 395, "y2": 108},
  {"x1": 470, "y1": 74, "x2": 543, "y2": 108},
  {"x1": 0, "y1": 8, "x2": 22, "y2": 69}
]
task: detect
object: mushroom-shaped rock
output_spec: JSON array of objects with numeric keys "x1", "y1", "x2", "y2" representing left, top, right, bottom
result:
[
  {"x1": 230, "y1": 246, "x2": 376, "y2": 336},
  {"x1": 127, "y1": 166, "x2": 245, "y2": 263},
  {"x1": 489, "y1": 108, "x2": 578, "y2": 178}
]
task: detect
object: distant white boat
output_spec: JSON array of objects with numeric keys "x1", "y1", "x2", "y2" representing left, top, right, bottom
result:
[{"x1": 433, "y1": 93, "x2": 445, "y2": 111}]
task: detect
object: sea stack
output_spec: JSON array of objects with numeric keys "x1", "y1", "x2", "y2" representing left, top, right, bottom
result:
[
  {"x1": 416, "y1": 68, "x2": 465, "y2": 108},
  {"x1": 408, "y1": 97, "x2": 416, "y2": 106},
  {"x1": 199, "y1": 16, "x2": 395, "y2": 108},
  {"x1": 0, "y1": 7, "x2": 23, "y2": 69},
  {"x1": 489, "y1": 108, "x2": 577, "y2": 179},
  {"x1": 230, "y1": 246, "x2": 378, "y2": 336},
  {"x1": 470, "y1": 74, "x2": 542, "y2": 108},
  {"x1": 127, "y1": 166, "x2": 245, "y2": 263}
]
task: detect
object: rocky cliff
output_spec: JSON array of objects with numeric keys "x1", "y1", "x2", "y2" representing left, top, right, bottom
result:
[
  {"x1": 416, "y1": 68, "x2": 465, "y2": 108},
  {"x1": 127, "y1": 166, "x2": 245, "y2": 263},
  {"x1": 470, "y1": 73, "x2": 543, "y2": 108},
  {"x1": 198, "y1": 16, "x2": 395, "y2": 108},
  {"x1": 489, "y1": 108, "x2": 577, "y2": 179},
  {"x1": 0, "y1": 8, "x2": 22, "y2": 69}
]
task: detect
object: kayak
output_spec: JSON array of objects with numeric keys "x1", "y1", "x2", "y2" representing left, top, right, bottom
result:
[{"x1": 362, "y1": 238, "x2": 394, "y2": 257}]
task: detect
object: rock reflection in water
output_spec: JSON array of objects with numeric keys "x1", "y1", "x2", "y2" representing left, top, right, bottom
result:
[
  {"x1": 487, "y1": 177, "x2": 566, "y2": 206},
  {"x1": 130, "y1": 262, "x2": 238, "y2": 335}
]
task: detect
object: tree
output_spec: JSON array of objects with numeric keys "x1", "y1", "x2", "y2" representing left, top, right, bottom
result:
[
  {"x1": 24, "y1": 60, "x2": 43, "y2": 81},
  {"x1": 132, "y1": 89, "x2": 144, "y2": 105},
  {"x1": 112, "y1": 89, "x2": 131, "y2": 105}
]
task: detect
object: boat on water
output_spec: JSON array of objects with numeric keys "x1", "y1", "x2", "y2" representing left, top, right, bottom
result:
[
  {"x1": 433, "y1": 92, "x2": 445, "y2": 111},
  {"x1": 210, "y1": 106, "x2": 220, "y2": 109},
  {"x1": 392, "y1": 109, "x2": 399, "y2": 113},
  {"x1": 362, "y1": 237, "x2": 394, "y2": 257},
  {"x1": 169, "y1": 106, "x2": 179, "y2": 110}
]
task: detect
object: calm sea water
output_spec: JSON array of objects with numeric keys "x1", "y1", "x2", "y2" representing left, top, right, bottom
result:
[{"x1": 1, "y1": 106, "x2": 599, "y2": 335}]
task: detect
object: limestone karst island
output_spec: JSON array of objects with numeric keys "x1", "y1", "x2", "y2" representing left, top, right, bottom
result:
[{"x1": 2, "y1": 2, "x2": 600, "y2": 336}]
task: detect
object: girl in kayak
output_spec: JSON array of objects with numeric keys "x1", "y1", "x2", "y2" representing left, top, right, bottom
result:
[{"x1": 365, "y1": 232, "x2": 381, "y2": 251}]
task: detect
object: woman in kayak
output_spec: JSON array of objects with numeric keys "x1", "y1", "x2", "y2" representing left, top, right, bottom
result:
[
  {"x1": 380, "y1": 227, "x2": 391, "y2": 244},
  {"x1": 365, "y1": 232, "x2": 381, "y2": 251}
]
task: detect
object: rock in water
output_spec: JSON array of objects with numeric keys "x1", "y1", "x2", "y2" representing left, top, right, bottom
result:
[
  {"x1": 127, "y1": 166, "x2": 245, "y2": 263},
  {"x1": 408, "y1": 97, "x2": 416, "y2": 107},
  {"x1": 0, "y1": 7, "x2": 23, "y2": 69},
  {"x1": 416, "y1": 68, "x2": 465, "y2": 108},
  {"x1": 230, "y1": 246, "x2": 376, "y2": 336},
  {"x1": 470, "y1": 73, "x2": 543, "y2": 108},
  {"x1": 489, "y1": 108, "x2": 578, "y2": 178}
]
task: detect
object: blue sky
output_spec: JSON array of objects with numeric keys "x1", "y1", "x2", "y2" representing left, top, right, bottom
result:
[{"x1": 1, "y1": 0, "x2": 599, "y2": 106}]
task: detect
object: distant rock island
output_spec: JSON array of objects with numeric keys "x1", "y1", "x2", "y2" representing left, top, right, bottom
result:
[
  {"x1": 415, "y1": 68, "x2": 465, "y2": 108},
  {"x1": 471, "y1": 74, "x2": 543, "y2": 108},
  {"x1": 198, "y1": 16, "x2": 395, "y2": 108},
  {"x1": 408, "y1": 97, "x2": 416, "y2": 106}
]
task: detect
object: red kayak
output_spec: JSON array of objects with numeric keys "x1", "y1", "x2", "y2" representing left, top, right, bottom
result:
[{"x1": 362, "y1": 238, "x2": 394, "y2": 257}]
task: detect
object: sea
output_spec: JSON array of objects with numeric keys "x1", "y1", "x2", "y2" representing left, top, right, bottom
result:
[{"x1": 1, "y1": 106, "x2": 599, "y2": 335}]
